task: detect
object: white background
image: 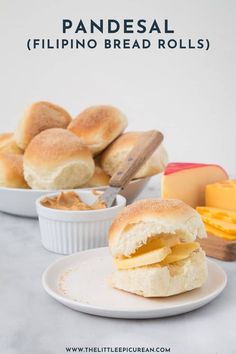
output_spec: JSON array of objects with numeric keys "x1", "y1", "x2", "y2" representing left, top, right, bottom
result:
[{"x1": 0, "y1": 0, "x2": 235, "y2": 172}]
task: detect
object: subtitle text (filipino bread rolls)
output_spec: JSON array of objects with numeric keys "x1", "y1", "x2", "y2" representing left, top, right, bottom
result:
[
  {"x1": 101, "y1": 131, "x2": 168, "y2": 178},
  {"x1": 15, "y1": 101, "x2": 72, "y2": 150},
  {"x1": 23, "y1": 128, "x2": 95, "y2": 189},
  {"x1": 67, "y1": 105, "x2": 128, "y2": 155},
  {"x1": 109, "y1": 199, "x2": 207, "y2": 297},
  {"x1": 0, "y1": 153, "x2": 28, "y2": 188}
]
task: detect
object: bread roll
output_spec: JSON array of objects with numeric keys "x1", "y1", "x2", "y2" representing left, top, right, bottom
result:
[
  {"x1": 101, "y1": 132, "x2": 168, "y2": 178},
  {"x1": 23, "y1": 128, "x2": 95, "y2": 189},
  {"x1": 109, "y1": 199, "x2": 206, "y2": 258},
  {"x1": 15, "y1": 101, "x2": 72, "y2": 150},
  {"x1": 0, "y1": 153, "x2": 28, "y2": 188},
  {"x1": 111, "y1": 248, "x2": 208, "y2": 297},
  {"x1": 81, "y1": 166, "x2": 110, "y2": 188},
  {"x1": 0, "y1": 132, "x2": 23, "y2": 154},
  {"x1": 68, "y1": 105, "x2": 127, "y2": 155},
  {"x1": 109, "y1": 199, "x2": 207, "y2": 297}
]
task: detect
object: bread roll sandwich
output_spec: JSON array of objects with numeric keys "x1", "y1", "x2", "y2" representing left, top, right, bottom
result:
[
  {"x1": 0, "y1": 132, "x2": 23, "y2": 154},
  {"x1": 68, "y1": 105, "x2": 127, "y2": 155},
  {"x1": 0, "y1": 153, "x2": 28, "y2": 188},
  {"x1": 81, "y1": 166, "x2": 110, "y2": 188},
  {"x1": 101, "y1": 132, "x2": 168, "y2": 178},
  {"x1": 109, "y1": 199, "x2": 207, "y2": 297},
  {"x1": 23, "y1": 128, "x2": 95, "y2": 189},
  {"x1": 15, "y1": 101, "x2": 72, "y2": 150}
]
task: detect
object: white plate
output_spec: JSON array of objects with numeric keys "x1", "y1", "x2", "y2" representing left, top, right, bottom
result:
[
  {"x1": 0, "y1": 177, "x2": 149, "y2": 218},
  {"x1": 42, "y1": 247, "x2": 227, "y2": 319}
]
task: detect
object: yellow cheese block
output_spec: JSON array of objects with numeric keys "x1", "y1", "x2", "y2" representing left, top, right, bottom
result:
[
  {"x1": 158, "y1": 242, "x2": 200, "y2": 266},
  {"x1": 162, "y1": 163, "x2": 228, "y2": 208},
  {"x1": 134, "y1": 235, "x2": 180, "y2": 256},
  {"x1": 204, "y1": 223, "x2": 236, "y2": 241},
  {"x1": 114, "y1": 247, "x2": 171, "y2": 270},
  {"x1": 205, "y1": 180, "x2": 236, "y2": 211}
]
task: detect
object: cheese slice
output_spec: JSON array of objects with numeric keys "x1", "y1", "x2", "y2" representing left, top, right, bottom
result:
[
  {"x1": 158, "y1": 242, "x2": 200, "y2": 266},
  {"x1": 134, "y1": 235, "x2": 180, "y2": 256},
  {"x1": 196, "y1": 206, "x2": 236, "y2": 221},
  {"x1": 201, "y1": 215, "x2": 236, "y2": 234},
  {"x1": 196, "y1": 206, "x2": 236, "y2": 239},
  {"x1": 115, "y1": 241, "x2": 200, "y2": 270},
  {"x1": 114, "y1": 247, "x2": 171, "y2": 270},
  {"x1": 161, "y1": 163, "x2": 228, "y2": 208},
  {"x1": 204, "y1": 223, "x2": 236, "y2": 241},
  {"x1": 205, "y1": 180, "x2": 236, "y2": 211}
]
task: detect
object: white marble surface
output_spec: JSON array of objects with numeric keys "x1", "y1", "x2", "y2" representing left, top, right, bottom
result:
[{"x1": 1, "y1": 182, "x2": 236, "y2": 354}]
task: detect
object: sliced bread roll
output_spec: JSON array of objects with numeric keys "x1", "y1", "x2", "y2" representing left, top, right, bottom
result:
[
  {"x1": 111, "y1": 249, "x2": 207, "y2": 297},
  {"x1": 109, "y1": 199, "x2": 207, "y2": 297}
]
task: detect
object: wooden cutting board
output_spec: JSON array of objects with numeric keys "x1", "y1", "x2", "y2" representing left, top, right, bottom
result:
[{"x1": 198, "y1": 234, "x2": 236, "y2": 261}]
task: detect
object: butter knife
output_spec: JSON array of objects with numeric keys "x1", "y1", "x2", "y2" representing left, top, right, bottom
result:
[{"x1": 98, "y1": 130, "x2": 164, "y2": 207}]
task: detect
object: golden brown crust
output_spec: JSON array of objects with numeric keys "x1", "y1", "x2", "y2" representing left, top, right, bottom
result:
[
  {"x1": 109, "y1": 199, "x2": 198, "y2": 241},
  {"x1": 81, "y1": 166, "x2": 110, "y2": 187},
  {"x1": 101, "y1": 131, "x2": 168, "y2": 178},
  {"x1": 101, "y1": 132, "x2": 140, "y2": 160},
  {"x1": 68, "y1": 105, "x2": 127, "y2": 154},
  {"x1": 24, "y1": 128, "x2": 92, "y2": 168},
  {"x1": 0, "y1": 153, "x2": 28, "y2": 188},
  {"x1": 0, "y1": 132, "x2": 23, "y2": 155},
  {"x1": 15, "y1": 101, "x2": 72, "y2": 150},
  {"x1": 0, "y1": 132, "x2": 13, "y2": 145}
]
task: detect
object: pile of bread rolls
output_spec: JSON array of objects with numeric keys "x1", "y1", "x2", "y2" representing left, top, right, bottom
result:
[{"x1": 0, "y1": 101, "x2": 168, "y2": 190}]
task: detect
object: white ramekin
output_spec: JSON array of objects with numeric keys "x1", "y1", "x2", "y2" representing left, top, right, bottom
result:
[{"x1": 36, "y1": 190, "x2": 126, "y2": 255}]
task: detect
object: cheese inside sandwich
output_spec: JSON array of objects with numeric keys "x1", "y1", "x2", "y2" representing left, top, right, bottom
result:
[{"x1": 109, "y1": 199, "x2": 208, "y2": 297}]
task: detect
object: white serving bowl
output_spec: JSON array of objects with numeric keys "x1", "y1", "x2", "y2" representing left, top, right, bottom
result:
[
  {"x1": 0, "y1": 177, "x2": 149, "y2": 218},
  {"x1": 36, "y1": 190, "x2": 126, "y2": 255}
]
